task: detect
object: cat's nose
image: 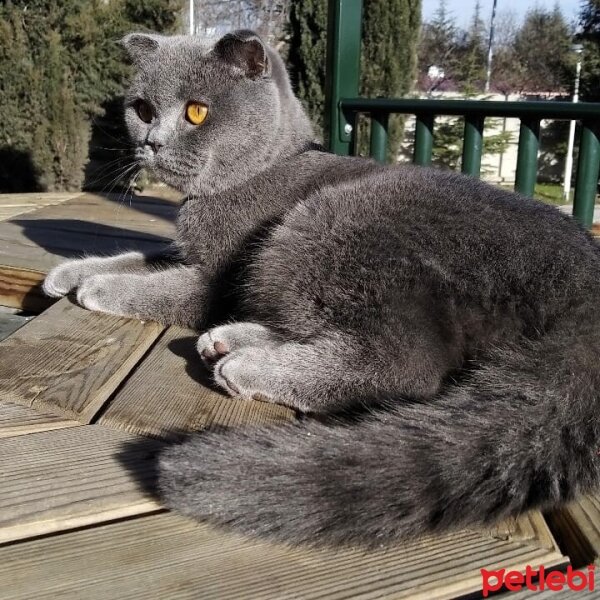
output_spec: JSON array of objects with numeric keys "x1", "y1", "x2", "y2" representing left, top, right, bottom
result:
[{"x1": 147, "y1": 141, "x2": 163, "y2": 154}]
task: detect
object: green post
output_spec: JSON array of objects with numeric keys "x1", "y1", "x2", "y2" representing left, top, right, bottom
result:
[
  {"x1": 369, "y1": 112, "x2": 389, "y2": 162},
  {"x1": 514, "y1": 119, "x2": 540, "y2": 197},
  {"x1": 573, "y1": 123, "x2": 600, "y2": 228},
  {"x1": 461, "y1": 115, "x2": 484, "y2": 177},
  {"x1": 325, "y1": 0, "x2": 363, "y2": 155},
  {"x1": 414, "y1": 114, "x2": 434, "y2": 166}
]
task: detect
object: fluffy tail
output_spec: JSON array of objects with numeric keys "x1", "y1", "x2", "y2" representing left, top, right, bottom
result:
[{"x1": 158, "y1": 319, "x2": 600, "y2": 546}]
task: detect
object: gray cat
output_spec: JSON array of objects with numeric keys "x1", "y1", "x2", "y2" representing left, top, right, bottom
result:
[{"x1": 44, "y1": 31, "x2": 600, "y2": 547}]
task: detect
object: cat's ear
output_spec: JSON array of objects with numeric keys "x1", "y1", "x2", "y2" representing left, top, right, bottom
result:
[
  {"x1": 213, "y1": 30, "x2": 270, "y2": 79},
  {"x1": 121, "y1": 33, "x2": 163, "y2": 64}
]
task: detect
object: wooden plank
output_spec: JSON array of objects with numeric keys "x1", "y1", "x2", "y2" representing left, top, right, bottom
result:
[
  {"x1": 490, "y1": 511, "x2": 559, "y2": 547},
  {"x1": 0, "y1": 219, "x2": 173, "y2": 271},
  {"x1": 0, "y1": 298, "x2": 163, "y2": 422},
  {"x1": 0, "y1": 401, "x2": 79, "y2": 437},
  {"x1": 546, "y1": 495, "x2": 600, "y2": 567},
  {"x1": 99, "y1": 326, "x2": 296, "y2": 439},
  {"x1": 0, "y1": 265, "x2": 53, "y2": 312},
  {"x1": 0, "y1": 511, "x2": 566, "y2": 600},
  {"x1": 0, "y1": 192, "x2": 177, "y2": 273},
  {"x1": 7, "y1": 191, "x2": 178, "y2": 230},
  {"x1": 0, "y1": 425, "x2": 161, "y2": 544},
  {"x1": 502, "y1": 589, "x2": 597, "y2": 599},
  {"x1": 0, "y1": 192, "x2": 80, "y2": 222}
]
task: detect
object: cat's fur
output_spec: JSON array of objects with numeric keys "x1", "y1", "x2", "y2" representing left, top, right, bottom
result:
[{"x1": 44, "y1": 31, "x2": 600, "y2": 547}]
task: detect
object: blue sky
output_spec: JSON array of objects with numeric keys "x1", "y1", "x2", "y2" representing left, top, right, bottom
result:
[{"x1": 422, "y1": 0, "x2": 581, "y2": 28}]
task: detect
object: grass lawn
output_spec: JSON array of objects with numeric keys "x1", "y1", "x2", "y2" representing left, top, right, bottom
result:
[
  {"x1": 534, "y1": 183, "x2": 568, "y2": 205},
  {"x1": 500, "y1": 182, "x2": 577, "y2": 206}
]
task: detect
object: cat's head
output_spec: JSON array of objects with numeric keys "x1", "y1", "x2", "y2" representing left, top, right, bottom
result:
[{"x1": 121, "y1": 31, "x2": 313, "y2": 195}]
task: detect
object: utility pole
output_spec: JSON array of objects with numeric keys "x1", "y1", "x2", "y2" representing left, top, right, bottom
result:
[
  {"x1": 484, "y1": 0, "x2": 498, "y2": 93},
  {"x1": 563, "y1": 44, "x2": 584, "y2": 202},
  {"x1": 189, "y1": 0, "x2": 195, "y2": 35}
]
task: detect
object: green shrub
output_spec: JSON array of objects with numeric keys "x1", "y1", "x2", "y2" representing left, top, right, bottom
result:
[{"x1": 0, "y1": 0, "x2": 179, "y2": 193}]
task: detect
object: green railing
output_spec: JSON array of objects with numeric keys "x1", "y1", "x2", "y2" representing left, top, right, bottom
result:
[{"x1": 324, "y1": 0, "x2": 600, "y2": 228}]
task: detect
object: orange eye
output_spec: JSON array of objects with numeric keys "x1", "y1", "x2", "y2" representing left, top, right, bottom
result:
[
  {"x1": 186, "y1": 102, "x2": 208, "y2": 125},
  {"x1": 135, "y1": 100, "x2": 153, "y2": 124}
]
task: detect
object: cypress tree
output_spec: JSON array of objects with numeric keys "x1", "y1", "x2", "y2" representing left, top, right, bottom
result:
[
  {"x1": 287, "y1": 0, "x2": 328, "y2": 139},
  {"x1": 360, "y1": 0, "x2": 421, "y2": 160},
  {"x1": 288, "y1": 0, "x2": 422, "y2": 159}
]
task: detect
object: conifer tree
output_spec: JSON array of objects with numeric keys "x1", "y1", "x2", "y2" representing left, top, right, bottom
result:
[
  {"x1": 360, "y1": 0, "x2": 421, "y2": 160},
  {"x1": 288, "y1": 0, "x2": 421, "y2": 159},
  {"x1": 287, "y1": 0, "x2": 328, "y2": 138},
  {"x1": 579, "y1": 0, "x2": 600, "y2": 101},
  {"x1": 454, "y1": 0, "x2": 487, "y2": 92},
  {"x1": 0, "y1": 0, "x2": 180, "y2": 192}
]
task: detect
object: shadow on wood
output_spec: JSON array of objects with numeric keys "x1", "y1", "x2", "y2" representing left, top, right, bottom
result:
[{"x1": 11, "y1": 217, "x2": 173, "y2": 259}]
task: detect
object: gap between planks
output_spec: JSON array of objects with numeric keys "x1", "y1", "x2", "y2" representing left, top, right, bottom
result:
[
  {"x1": 0, "y1": 298, "x2": 164, "y2": 423},
  {"x1": 0, "y1": 265, "x2": 53, "y2": 312},
  {"x1": 545, "y1": 495, "x2": 600, "y2": 567},
  {"x1": 0, "y1": 192, "x2": 82, "y2": 222},
  {"x1": 0, "y1": 510, "x2": 567, "y2": 600},
  {"x1": 0, "y1": 401, "x2": 79, "y2": 438},
  {"x1": 97, "y1": 325, "x2": 296, "y2": 439},
  {"x1": 0, "y1": 425, "x2": 162, "y2": 545}
]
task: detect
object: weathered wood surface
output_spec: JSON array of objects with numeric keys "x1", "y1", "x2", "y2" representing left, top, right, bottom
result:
[
  {"x1": 0, "y1": 191, "x2": 178, "y2": 274},
  {"x1": 0, "y1": 192, "x2": 80, "y2": 222},
  {"x1": 0, "y1": 511, "x2": 566, "y2": 600},
  {"x1": 0, "y1": 425, "x2": 161, "y2": 544},
  {"x1": 99, "y1": 326, "x2": 296, "y2": 439},
  {"x1": 0, "y1": 190, "x2": 581, "y2": 600},
  {"x1": 0, "y1": 265, "x2": 51, "y2": 311},
  {"x1": 0, "y1": 401, "x2": 79, "y2": 438},
  {"x1": 503, "y1": 589, "x2": 597, "y2": 599},
  {"x1": 0, "y1": 298, "x2": 163, "y2": 422},
  {"x1": 546, "y1": 494, "x2": 600, "y2": 567}
]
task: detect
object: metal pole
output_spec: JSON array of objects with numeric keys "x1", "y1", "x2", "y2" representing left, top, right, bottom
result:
[
  {"x1": 515, "y1": 119, "x2": 540, "y2": 196},
  {"x1": 324, "y1": 0, "x2": 363, "y2": 155},
  {"x1": 484, "y1": 0, "x2": 498, "y2": 93},
  {"x1": 369, "y1": 112, "x2": 389, "y2": 162},
  {"x1": 189, "y1": 0, "x2": 194, "y2": 35},
  {"x1": 563, "y1": 54, "x2": 583, "y2": 202},
  {"x1": 573, "y1": 123, "x2": 600, "y2": 228}
]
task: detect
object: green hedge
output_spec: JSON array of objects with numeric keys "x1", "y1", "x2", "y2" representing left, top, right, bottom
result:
[{"x1": 0, "y1": 0, "x2": 179, "y2": 193}]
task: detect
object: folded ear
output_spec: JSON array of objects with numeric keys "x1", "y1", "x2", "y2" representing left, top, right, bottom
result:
[
  {"x1": 121, "y1": 32, "x2": 164, "y2": 64},
  {"x1": 213, "y1": 30, "x2": 270, "y2": 79}
]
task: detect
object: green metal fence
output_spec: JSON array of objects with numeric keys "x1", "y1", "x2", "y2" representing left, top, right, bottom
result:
[{"x1": 324, "y1": 0, "x2": 600, "y2": 228}]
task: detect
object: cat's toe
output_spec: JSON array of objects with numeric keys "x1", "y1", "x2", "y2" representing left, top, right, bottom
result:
[
  {"x1": 197, "y1": 331, "x2": 230, "y2": 366},
  {"x1": 197, "y1": 322, "x2": 278, "y2": 367},
  {"x1": 43, "y1": 261, "x2": 85, "y2": 297},
  {"x1": 77, "y1": 274, "x2": 127, "y2": 316},
  {"x1": 213, "y1": 348, "x2": 274, "y2": 402}
]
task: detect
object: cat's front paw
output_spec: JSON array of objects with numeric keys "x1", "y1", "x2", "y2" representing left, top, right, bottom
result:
[
  {"x1": 43, "y1": 258, "x2": 96, "y2": 298},
  {"x1": 76, "y1": 274, "x2": 132, "y2": 317},
  {"x1": 213, "y1": 347, "x2": 276, "y2": 402}
]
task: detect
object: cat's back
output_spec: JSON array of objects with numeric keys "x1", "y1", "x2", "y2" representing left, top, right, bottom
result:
[{"x1": 266, "y1": 154, "x2": 600, "y2": 309}]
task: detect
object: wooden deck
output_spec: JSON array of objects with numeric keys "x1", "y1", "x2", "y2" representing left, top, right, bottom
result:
[{"x1": 0, "y1": 191, "x2": 598, "y2": 599}]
